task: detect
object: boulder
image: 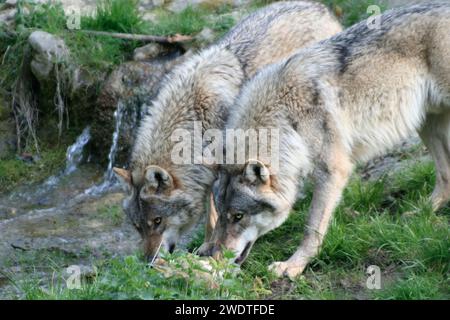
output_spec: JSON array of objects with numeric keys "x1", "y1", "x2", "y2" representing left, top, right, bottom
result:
[
  {"x1": 133, "y1": 43, "x2": 174, "y2": 61},
  {"x1": 3, "y1": 0, "x2": 18, "y2": 9},
  {"x1": 0, "y1": 8, "x2": 17, "y2": 27},
  {"x1": 195, "y1": 27, "x2": 216, "y2": 45},
  {"x1": 28, "y1": 31, "x2": 70, "y2": 82}
]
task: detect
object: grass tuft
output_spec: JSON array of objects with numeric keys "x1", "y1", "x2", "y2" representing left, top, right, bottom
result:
[{"x1": 81, "y1": 0, "x2": 145, "y2": 33}]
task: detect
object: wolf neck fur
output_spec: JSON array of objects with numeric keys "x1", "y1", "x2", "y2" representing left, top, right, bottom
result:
[{"x1": 131, "y1": 46, "x2": 245, "y2": 195}]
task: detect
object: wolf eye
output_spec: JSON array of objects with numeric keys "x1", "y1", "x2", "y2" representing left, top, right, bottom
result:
[
  {"x1": 234, "y1": 213, "x2": 244, "y2": 221},
  {"x1": 153, "y1": 217, "x2": 162, "y2": 225}
]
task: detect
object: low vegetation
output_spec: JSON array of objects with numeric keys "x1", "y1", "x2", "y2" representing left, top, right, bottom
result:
[{"x1": 6, "y1": 161, "x2": 449, "y2": 300}]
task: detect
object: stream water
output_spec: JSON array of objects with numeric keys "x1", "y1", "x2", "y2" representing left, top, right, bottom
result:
[
  {"x1": 0, "y1": 98, "x2": 139, "y2": 218},
  {"x1": 0, "y1": 101, "x2": 142, "y2": 298},
  {"x1": 82, "y1": 101, "x2": 127, "y2": 196}
]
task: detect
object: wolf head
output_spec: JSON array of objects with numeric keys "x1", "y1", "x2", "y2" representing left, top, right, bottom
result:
[
  {"x1": 114, "y1": 166, "x2": 204, "y2": 261},
  {"x1": 209, "y1": 160, "x2": 294, "y2": 264}
]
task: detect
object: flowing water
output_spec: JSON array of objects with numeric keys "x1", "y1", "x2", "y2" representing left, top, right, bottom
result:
[
  {"x1": 64, "y1": 127, "x2": 91, "y2": 175},
  {"x1": 83, "y1": 101, "x2": 127, "y2": 196},
  {"x1": 0, "y1": 126, "x2": 98, "y2": 216}
]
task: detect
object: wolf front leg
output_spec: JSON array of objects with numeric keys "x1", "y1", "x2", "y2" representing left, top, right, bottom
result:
[
  {"x1": 205, "y1": 192, "x2": 218, "y2": 242},
  {"x1": 269, "y1": 149, "x2": 353, "y2": 279},
  {"x1": 197, "y1": 192, "x2": 219, "y2": 256}
]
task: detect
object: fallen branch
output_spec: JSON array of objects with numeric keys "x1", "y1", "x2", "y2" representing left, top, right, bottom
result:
[
  {"x1": 76, "y1": 30, "x2": 193, "y2": 43},
  {"x1": 10, "y1": 243, "x2": 28, "y2": 251}
]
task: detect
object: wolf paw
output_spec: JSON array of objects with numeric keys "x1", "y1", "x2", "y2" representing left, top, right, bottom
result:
[{"x1": 268, "y1": 261, "x2": 306, "y2": 280}]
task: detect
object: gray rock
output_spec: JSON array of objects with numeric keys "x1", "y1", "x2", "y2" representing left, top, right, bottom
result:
[
  {"x1": 0, "y1": 8, "x2": 17, "y2": 26},
  {"x1": 142, "y1": 11, "x2": 159, "y2": 23},
  {"x1": 168, "y1": 0, "x2": 215, "y2": 13},
  {"x1": 28, "y1": 31, "x2": 69, "y2": 81},
  {"x1": 152, "y1": 0, "x2": 165, "y2": 6},
  {"x1": 93, "y1": 53, "x2": 186, "y2": 164},
  {"x1": 3, "y1": 0, "x2": 18, "y2": 9},
  {"x1": 133, "y1": 43, "x2": 167, "y2": 61},
  {"x1": 195, "y1": 27, "x2": 216, "y2": 45}
]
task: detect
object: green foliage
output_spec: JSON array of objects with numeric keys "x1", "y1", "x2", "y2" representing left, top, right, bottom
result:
[
  {"x1": 18, "y1": 1, "x2": 67, "y2": 33},
  {"x1": 19, "y1": 252, "x2": 258, "y2": 300},
  {"x1": 0, "y1": 146, "x2": 66, "y2": 192},
  {"x1": 145, "y1": 6, "x2": 235, "y2": 38},
  {"x1": 322, "y1": 0, "x2": 388, "y2": 27},
  {"x1": 147, "y1": 6, "x2": 208, "y2": 36},
  {"x1": 9, "y1": 161, "x2": 449, "y2": 300},
  {"x1": 97, "y1": 204, "x2": 124, "y2": 226},
  {"x1": 375, "y1": 273, "x2": 449, "y2": 300},
  {"x1": 81, "y1": 0, "x2": 145, "y2": 33}
]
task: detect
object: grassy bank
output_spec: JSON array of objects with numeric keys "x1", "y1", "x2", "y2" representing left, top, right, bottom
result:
[
  {"x1": 6, "y1": 161, "x2": 449, "y2": 300},
  {"x1": 0, "y1": 0, "x2": 240, "y2": 191}
]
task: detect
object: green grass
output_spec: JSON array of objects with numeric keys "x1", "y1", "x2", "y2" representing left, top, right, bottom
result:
[
  {"x1": 7, "y1": 161, "x2": 449, "y2": 300},
  {"x1": 81, "y1": 0, "x2": 145, "y2": 33},
  {"x1": 10, "y1": 251, "x2": 256, "y2": 300},
  {"x1": 250, "y1": 1, "x2": 388, "y2": 27},
  {"x1": 97, "y1": 204, "x2": 124, "y2": 226},
  {"x1": 322, "y1": 0, "x2": 388, "y2": 27},
  {"x1": 0, "y1": 145, "x2": 67, "y2": 192}
]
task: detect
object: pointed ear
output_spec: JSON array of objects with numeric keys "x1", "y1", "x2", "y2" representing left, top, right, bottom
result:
[
  {"x1": 142, "y1": 165, "x2": 174, "y2": 196},
  {"x1": 243, "y1": 160, "x2": 270, "y2": 185},
  {"x1": 113, "y1": 167, "x2": 132, "y2": 185}
]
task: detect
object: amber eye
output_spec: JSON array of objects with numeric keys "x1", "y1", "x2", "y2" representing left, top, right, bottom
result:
[
  {"x1": 154, "y1": 217, "x2": 162, "y2": 225},
  {"x1": 234, "y1": 213, "x2": 244, "y2": 221}
]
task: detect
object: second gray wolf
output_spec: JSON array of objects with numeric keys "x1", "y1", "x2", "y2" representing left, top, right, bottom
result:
[{"x1": 209, "y1": 3, "x2": 450, "y2": 278}]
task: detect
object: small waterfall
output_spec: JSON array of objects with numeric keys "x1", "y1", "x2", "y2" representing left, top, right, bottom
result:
[
  {"x1": 64, "y1": 127, "x2": 91, "y2": 175},
  {"x1": 5, "y1": 126, "x2": 92, "y2": 207},
  {"x1": 104, "y1": 101, "x2": 125, "y2": 182},
  {"x1": 84, "y1": 101, "x2": 126, "y2": 195},
  {"x1": 42, "y1": 126, "x2": 91, "y2": 187}
]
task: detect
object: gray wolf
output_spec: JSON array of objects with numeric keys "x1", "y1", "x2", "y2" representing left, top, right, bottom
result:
[
  {"x1": 210, "y1": 3, "x2": 450, "y2": 278},
  {"x1": 113, "y1": 1, "x2": 342, "y2": 260}
]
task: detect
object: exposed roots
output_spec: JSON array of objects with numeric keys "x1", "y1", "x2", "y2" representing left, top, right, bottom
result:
[{"x1": 11, "y1": 46, "x2": 40, "y2": 154}]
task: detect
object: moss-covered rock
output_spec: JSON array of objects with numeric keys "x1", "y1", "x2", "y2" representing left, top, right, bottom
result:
[{"x1": 92, "y1": 52, "x2": 184, "y2": 165}]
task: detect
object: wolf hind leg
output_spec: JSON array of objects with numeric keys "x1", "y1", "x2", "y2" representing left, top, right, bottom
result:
[{"x1": 419, "y1": 111, "x2": 450, "y2": 211}]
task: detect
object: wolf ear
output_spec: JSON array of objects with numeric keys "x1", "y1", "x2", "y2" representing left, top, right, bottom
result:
[
  {"x1": 142, "y1": 165, "x2": 174, "y2": 196},
  {"x1": 244, "y1": 160, "x2": 270, "y2": 185},
  {"x1": 113, "y1": 167, "x2": 132, "y2": 185}
]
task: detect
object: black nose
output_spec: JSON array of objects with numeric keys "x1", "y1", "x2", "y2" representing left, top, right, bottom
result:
[{"x1": 168, "y1": 243, "x2": 176, "y2": 254}]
